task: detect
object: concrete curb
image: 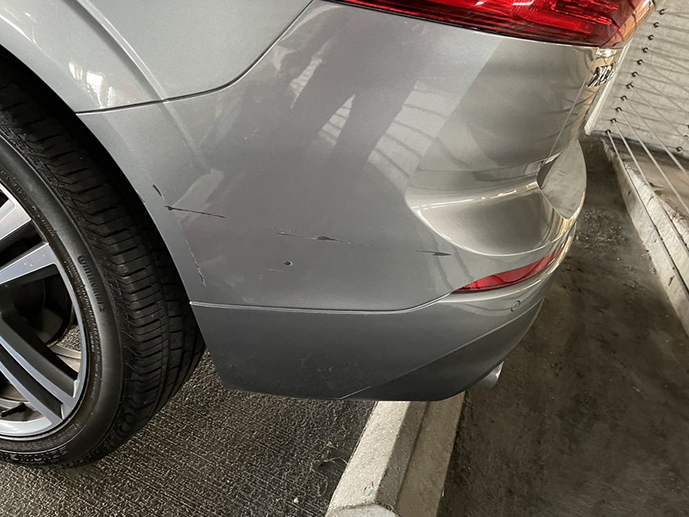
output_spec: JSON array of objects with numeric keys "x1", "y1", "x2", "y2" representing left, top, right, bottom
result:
[
  {"x1": 602, "y1": 138, "x2": 689, "y2": 335},
  {"x1": 327, "y1": 394, "x2": 464, "y2": 517}
]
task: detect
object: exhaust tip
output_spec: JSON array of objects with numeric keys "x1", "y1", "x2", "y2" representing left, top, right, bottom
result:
[{"x1": 477, "y1": 362, "x2": 504, "y2": 389}]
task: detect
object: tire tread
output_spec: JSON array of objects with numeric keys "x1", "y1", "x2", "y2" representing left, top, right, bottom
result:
[{"x1": 0, "y1": 71, "x2": 204, "y2": 467}]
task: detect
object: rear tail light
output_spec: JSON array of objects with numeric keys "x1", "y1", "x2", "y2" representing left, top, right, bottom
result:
[
  {"x1": 329, "y1": 0, "x2": 654, "y2": 48},
  {"x1": 455, "y1": 245, "x2": 563, "y2": 293}
]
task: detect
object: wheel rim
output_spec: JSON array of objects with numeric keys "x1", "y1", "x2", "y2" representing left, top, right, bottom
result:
[{"x1": 0, "y1": 183, "x2": 87, "y2": 438}]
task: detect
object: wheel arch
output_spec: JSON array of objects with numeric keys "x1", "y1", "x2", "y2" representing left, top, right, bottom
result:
[
  {"x1": 0, "y1": 0, "x2": 158, "y2": 112},
  {"x1": 0, "y1": 41, "x2": 205, "y2": 306}
]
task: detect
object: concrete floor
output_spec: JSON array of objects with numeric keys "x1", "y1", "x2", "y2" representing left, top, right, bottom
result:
[
  {"x1": 439, "y1": 139, "x2": 689, "y2": 516},
  {"x1": 0, "y1": 357, "x2": 372, "y2": 517}
]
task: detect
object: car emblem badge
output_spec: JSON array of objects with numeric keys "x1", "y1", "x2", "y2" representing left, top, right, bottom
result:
[{"x1": 588, "y1": 63, "x2": 616, "y2": 88}]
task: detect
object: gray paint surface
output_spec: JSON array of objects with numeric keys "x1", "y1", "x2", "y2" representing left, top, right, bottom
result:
[
  {"x1": 0, "y1": 0, "x2": 157, "y2": 111},
  {"x1": 72, "y1": 2, "x2": 615, "y2": 399},
  {"x1": 439, "y1": 140, "x2": 689, "y2": 516},
  {"x1": 79, "y1": 3, "x2": 603, "y2": 311},
  {"x1": 84, "y1": 0, "x2": 311, "y2": 101},
  {"x1": 0, "y1": 0, "x2": 310, "y2": 110},
  {"x1": 192, "y1": 281, "x2": 552, "y2": 399},
  {"x1": 0, "y1": 0, "x2": 625, "y2": 399},
  {"x1": 0, "y1": 356, "x2": 373, "y2": 516}
]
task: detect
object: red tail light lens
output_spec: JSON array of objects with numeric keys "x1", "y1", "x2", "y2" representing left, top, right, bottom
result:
[
  {"x1": 330, "y1": 0, "x2": 654, "y2": 47},
  {"x1": 456, "y1": 247, "x2": 561, "y2": 292}
]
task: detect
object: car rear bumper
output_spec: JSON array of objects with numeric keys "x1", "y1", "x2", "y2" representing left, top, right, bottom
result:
[
  {"x1": 192, "y1": 227, "x2": 572, "y2": 401},
  {"x1": 353, "y1": 301, "x2": 542, "y2": 400}
]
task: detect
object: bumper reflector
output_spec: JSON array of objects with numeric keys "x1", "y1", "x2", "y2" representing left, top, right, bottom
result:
[{"x1": 456, "y1": 246, "x2": 563, "y2": 293}]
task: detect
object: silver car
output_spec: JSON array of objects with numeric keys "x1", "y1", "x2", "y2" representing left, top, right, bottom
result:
[{"x1": 0, "y1": 0, "x2": 652, "y2": 466}]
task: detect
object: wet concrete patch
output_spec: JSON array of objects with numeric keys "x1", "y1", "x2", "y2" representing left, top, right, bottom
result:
[{"x1": 439, "y1": 139, "x2": 689, "y2": 517}]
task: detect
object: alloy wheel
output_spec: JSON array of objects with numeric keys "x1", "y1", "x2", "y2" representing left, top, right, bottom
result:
[{"x1": 0, "y1": 182, "x2": 86, "y2": 438}]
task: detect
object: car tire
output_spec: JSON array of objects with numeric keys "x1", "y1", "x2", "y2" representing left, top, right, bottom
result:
[{"x1": 0, "y1": 62, "x2": 204, "y2": 467}]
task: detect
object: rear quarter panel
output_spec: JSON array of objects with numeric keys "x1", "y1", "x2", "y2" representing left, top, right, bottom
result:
[
  {"x1": 0, "y1": 0, "x2": 311, "y2": 110},
  {"x1": 79, "y1": 2, "x2": 610, "y2": 310}
]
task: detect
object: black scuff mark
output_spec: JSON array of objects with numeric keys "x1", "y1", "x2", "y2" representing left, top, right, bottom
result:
[
  {"x1": 277, "y1": 231, "x2": 303, "y2": 238},
  {"x1": 276, "y1": 232, "x2": 351, "y2": 244},
  {"x1": 154, "y1": 185, "x2": 207, "y2": 286},
  {"x1": 416, "y1": 250, "x2": 452, "y2": 257},
  {"x1": 166, "y1": 206, "x2": 227, "y2": 219},
  {"x1": 312, "y1": 235, "x2": 351, "y2": 244}
]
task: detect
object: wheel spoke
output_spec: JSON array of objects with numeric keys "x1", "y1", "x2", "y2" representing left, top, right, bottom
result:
[
  {"x1": 0, "y1": 186, "x2": 86, "y2": 436},
  {"x1": 0, "y1": 355, "x2": 63, "y2": 424},
  {"x1": 0, "y1": 319, "x2": 77, "y2": 423},
  {"x1": 0, "y1": 242, "x2": 58, "y2": 286},
  {"x1": 0, "y1": 199, "x2": 31, "y2": 246}
]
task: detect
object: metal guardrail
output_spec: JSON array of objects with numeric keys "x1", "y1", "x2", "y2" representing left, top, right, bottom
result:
[{"x1": 593, "y1": 1, "x2": 689, "y2": 220}]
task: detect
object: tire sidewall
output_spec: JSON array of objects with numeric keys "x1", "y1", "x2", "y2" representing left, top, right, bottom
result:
[{"x1": 0, "y1": 130, "x2": 124, "y2": 465}]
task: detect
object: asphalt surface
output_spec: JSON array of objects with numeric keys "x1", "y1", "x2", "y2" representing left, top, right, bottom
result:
[
  {"x1": 0, "y1": 356, "x2": 372, "y2": 517},
  {"x1": 439, "y1": 139, "x2": 689, "y2": 516}
]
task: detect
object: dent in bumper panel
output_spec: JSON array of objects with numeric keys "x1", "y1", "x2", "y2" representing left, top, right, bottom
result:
[{"x1": 192, "y1": 254, "x2": 561, "y2": 400}]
